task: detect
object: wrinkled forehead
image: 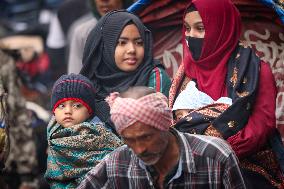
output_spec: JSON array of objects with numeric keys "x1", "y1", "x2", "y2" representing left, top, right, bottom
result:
[{"x1": 120, "y1": 121, "x2": 161, "y2": 139}]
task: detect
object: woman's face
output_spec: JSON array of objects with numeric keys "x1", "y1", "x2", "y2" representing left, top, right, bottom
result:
[
  {"x1": 184, "y1": 11, "x2": 205, "y2": 38},
  {"x1": 114, "y1": 24, "x2": 145, "y2": 72}
]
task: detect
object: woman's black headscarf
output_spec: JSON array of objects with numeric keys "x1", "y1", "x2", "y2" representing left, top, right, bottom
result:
[{"x1": 80, "y1": 10, "x2": 159, "y2": 128}]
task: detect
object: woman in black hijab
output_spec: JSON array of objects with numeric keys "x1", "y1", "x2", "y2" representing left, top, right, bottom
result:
[{"x1": 80, "y1": 10, "x2": 171, "y2": 130}]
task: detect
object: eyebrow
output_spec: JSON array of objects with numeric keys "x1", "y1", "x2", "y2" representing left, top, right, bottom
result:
[
  {"x1": 123, "y1": 133, "x2": 151, "y2": 140},
  {"x1": 195, "y1": 21, "x2": 204, "y2": 26},
  {"x1": 118, "y1": 37, "x2": 142, "y2": 40},
  {"x1": 184, "y1": 21, "x2": 203, "y2": 26}
]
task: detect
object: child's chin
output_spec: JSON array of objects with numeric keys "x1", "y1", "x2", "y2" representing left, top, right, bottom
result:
[{"x1": 62, "y1": 123, "x2": 75, "y2": 128}]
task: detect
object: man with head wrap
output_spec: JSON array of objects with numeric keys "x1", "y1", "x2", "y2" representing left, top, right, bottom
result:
[{"x1": 78, "y1": 86, "x2": 247, "y2": 189}]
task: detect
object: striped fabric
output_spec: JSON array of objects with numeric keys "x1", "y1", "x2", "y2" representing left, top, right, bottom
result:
[
  {"x1": 78, "y1": 128, "x2": 246, "y2": 189},
  {"x1": 148, "y1": 66, "x2": 171, "y2": 97}
]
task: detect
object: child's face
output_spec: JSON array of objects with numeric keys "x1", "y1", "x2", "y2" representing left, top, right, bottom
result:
[
  {"x1": 114, "y1": 24, "x2": 144, "y2": 72},
  {"x1": 175, "y1": 109, "x2": 191, "y2": 122},
  {"x1": 54, "y1": 100, "x2": 90, "y2": 128}
]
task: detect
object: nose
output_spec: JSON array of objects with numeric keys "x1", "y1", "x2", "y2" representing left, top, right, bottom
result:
[
  {"x1": 132, "y1": 141, "x2": 146, "y2": 155},
  {"x1": 126, "y1": 42, "x2": 136, "y2": 54},
  {"x1": 64, "y1": 105, "x2": 72, "y2": 114}
]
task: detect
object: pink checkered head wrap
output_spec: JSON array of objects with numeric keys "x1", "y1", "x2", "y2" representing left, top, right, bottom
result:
[{"x1": 106, "y1": 92, "x2": 172, "y2": 135}]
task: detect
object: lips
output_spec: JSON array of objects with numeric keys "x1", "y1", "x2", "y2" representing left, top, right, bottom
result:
[
  {"x1": 138, "y1": 153, "x2": 156, "y2": 160},
  {"x1": 63, "y1": 117, "x2": 73, "y2": 122},
  {"x1": 140, "y1": 155, "x2": 154, "y2": 161},
  {"x1": 124, "y1": 58, "x2": 137, "y2": 65}
]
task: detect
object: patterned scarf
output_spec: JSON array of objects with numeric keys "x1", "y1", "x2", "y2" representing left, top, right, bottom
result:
[
  {"x1": 174, "y1": 103, "x2": 229, "y2": 135},
  {"x1": 106, "y1": 92, "x2": 172, "y2": 134},
  {"x1": 45, "y1": 117, "x2": 123, "y2": 188}
]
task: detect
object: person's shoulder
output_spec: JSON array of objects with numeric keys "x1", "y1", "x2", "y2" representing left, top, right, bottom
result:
[
  {"x1": 259, "y1": 60, "x2": 274, "y2": 78},
  {"x1": 107, "y1": 145, "x2": 131, "y2": 157},
  {"x1": 77, "y1": 17, "x2": 98, "y2": 32},
  {"x1": 181, "y1": 132, "x2": 234, "y2": 160},
  {"x1": 150, "y1": 66, "x2": 168, "y2": 76},
  {"x1": 79, "y1": 145, "x2": 131, "y2": 188},
  {"x1": 100, "y1": 145, "x2": 132, "y2": 165},
  {"x1": 149, "y1": 65, "x2": 171, "y2": 96},
  {"x1": 254, "y1": 60, "x2": 276, "y2": 91},
  {"x1": 73, "y1": 15, "x2": 97, "y2": 35}
]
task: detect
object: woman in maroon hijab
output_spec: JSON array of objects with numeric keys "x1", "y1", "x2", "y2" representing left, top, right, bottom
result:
[{"x1": 169, "y1": 0, "x2": 284, "y2": 188}]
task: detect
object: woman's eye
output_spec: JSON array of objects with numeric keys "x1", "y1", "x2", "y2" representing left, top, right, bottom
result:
[
  {"x1": 135, "y1": 40, "x2": 143, "y2": 46},
  {"x1": 197, "y1": 26, "x2": 205, "y2": 32},
  {"x1": 185, "y1": 25, "x2": 191, "y2": 32},
  {"x1": 117, "y1": 39, "x2": 127, "y2": 46}
]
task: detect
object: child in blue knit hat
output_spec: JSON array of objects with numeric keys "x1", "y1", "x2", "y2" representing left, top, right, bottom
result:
[{"x1": 45, "y1": 73, "x2": 122, "y2": 189}]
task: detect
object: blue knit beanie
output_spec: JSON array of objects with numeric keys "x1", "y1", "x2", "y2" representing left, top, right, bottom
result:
[{"x1": 51, "y1": 74, "x2": 96, "y2": 116}]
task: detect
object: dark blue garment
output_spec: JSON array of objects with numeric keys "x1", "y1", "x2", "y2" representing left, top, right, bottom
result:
[{"x1": 269, "y1": 130, "x2": 284, "y2": 174}]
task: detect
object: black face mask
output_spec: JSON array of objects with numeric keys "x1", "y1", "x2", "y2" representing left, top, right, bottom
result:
[{"x1": 186, "y1": 36, "x2": 203, "y2": 61}]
